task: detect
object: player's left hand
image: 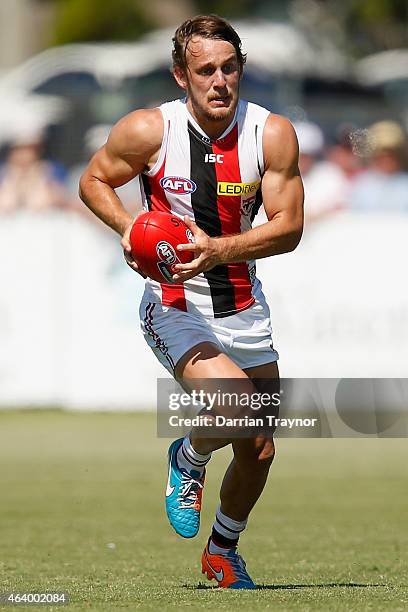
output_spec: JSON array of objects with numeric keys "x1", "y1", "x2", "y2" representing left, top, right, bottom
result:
[
  {"x1": 121, "y1": 214, "x2": 147, "y2": 278},
  {"x1": 172, "y1": 216, "x2": 222, "y2": 282}
]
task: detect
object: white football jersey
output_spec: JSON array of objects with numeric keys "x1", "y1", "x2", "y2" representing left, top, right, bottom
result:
[{"x1": 139, "y1": 98, "x2": 270, "y2": 318}]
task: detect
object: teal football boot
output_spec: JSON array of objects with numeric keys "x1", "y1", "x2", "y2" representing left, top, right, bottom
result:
[{"x1": 165, "y1": 438, "x2": 205, "y2": 538}]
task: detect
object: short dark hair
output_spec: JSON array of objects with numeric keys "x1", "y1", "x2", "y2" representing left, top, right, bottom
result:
[{"x1": 172, "y1": 14, "x2": 247, "y2": 73}]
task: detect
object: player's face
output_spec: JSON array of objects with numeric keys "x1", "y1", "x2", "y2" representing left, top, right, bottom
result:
[{"x1": 174, "y1": 37, "x2": 241, "y2": 130}]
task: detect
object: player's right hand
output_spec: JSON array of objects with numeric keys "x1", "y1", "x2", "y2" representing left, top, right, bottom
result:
[{"x1": 121, "y1": 218, "x2": 147, "y2": 278}]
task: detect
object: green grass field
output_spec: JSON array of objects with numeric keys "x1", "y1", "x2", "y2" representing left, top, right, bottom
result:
[{"x1": 0, "y1": 411, "x2": 407, "y2": 611}]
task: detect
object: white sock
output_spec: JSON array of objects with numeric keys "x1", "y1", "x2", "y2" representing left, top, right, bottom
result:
[{"x1": 176, "y1": 436, "x2": 211, "y2": 476}]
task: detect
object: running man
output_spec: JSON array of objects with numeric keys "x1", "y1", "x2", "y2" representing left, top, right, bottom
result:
[{"x1": 79, "y1": 15, "x2": 304, "y2": 588}]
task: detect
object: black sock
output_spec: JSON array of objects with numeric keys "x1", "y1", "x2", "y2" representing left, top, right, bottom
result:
[{"x1": 211, "y1": 527, "x2": 239, "y2": 548}]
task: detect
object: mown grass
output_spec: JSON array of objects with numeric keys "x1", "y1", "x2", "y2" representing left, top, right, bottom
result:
[{"x1": 0, "y1": 410, "x2": 407, "y2": 611}]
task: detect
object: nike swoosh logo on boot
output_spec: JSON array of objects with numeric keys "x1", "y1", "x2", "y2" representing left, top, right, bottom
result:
[
  {"x1": 205, "y1": 550, "x2": 224, "y2": 582},
  {"x1": 166, "y1": 453, "x2": 175, "y2": 497}
]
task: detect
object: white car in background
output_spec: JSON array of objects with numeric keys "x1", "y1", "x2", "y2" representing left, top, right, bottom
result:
[
  {"x1": 355, "y1": 49, "x2": 408, "y2": 132},
  {"x1": 0, "y1": 21, "x2": 394, "y2": 166}
]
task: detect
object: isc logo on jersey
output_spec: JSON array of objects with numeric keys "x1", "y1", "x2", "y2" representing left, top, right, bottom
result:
[
  {"x1": 160, "y1": 176, "x2": 197, "y2": 195},
  {"x1": 204, "y1": 153, "x2": 224, "y2": 163}
]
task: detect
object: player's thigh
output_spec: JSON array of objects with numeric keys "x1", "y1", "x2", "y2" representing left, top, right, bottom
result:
[
  {"x1": 175, "y1": 342, "x2": 248, "y2": 380},
  {"x1": 140, "y1": 301, "x2": 256, "y2": 421},
  {"x1": 244, "y1": 360, "x2": 279, "y2": 382},
  {"x1": 139, "y1": 300, "x2": 222, "y2": 376},
  {"x1": 244, "y1": 360, "x2": 280, "y2": 398},
  {"x1": 176, "y1": 311, "x2": 279, "y2": 444},
  {"x1": 176, "y1": 341, "x2": 259, "y2": 422}
]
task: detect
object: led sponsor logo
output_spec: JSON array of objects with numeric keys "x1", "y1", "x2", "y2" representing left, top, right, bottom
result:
[
  {"x1": 156, "y1": 241, "x2": 177, "y2": 265},
  {"x1": 217, "y1": 181, "x2": 260, "y2": 196},
  {"x1": 160, "y1": 176, "x2": 197, "y2": 195}
]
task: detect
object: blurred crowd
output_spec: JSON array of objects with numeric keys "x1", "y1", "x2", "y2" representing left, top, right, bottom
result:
[
  {"x1": 1, "y1": 116, "x2": 408, "y2": 225},
  {"x1": 295, "y1": 118, "x2": 408, "y2": 223},
  {"x1": 0, "y1": 123, "x2": 142, "y2": 223}
]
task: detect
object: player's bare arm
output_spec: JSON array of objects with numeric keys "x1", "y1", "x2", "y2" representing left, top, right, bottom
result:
[
  {"x1": 79, "y1": 109, "x2": 163, "y2": 272},
  {"x1": 173, "y1": 114, "x2": 304, "y2": 281}
]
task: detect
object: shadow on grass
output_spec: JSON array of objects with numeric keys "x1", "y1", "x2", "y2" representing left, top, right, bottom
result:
[
  {"x1": 186, "y1": 582, "x2": 386, "y2": 591},
  {"x1": 255, "y1": 582, "x2": 386, "y2": 590}
]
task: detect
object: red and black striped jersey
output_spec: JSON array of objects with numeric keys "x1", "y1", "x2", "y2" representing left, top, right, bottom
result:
[{"x1": 139, "y1": 98, "x2": 269, "y2": 318}]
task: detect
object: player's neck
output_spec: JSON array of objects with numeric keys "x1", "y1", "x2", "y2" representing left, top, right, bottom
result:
[{"x1": 186, "y1": 100, "x2": 238, "y2": 141}]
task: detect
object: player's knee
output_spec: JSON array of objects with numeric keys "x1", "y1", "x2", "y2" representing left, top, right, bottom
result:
[
  {"x1": 255, "y1": 433, "x2": 275, "y2": 460},
  {"x1": 255, "y1": 440, "x2": 275, "y2": 468},
  {"x1": 235, "y1": 436, "x2": 275, "y2": 471}
]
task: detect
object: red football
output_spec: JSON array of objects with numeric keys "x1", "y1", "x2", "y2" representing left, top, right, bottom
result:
[{"x1": 129, "y1": 211, "x2": 195, "y2": 283}]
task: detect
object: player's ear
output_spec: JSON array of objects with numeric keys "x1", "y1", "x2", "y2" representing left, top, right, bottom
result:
[{"x1": 173, "y1": 64, "x2": 188, "y2": 90}]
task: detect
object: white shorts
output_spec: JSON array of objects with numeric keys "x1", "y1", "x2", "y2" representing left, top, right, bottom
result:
[{"x1": 139, "y1": 295, "x2": 279, "y2": 375}]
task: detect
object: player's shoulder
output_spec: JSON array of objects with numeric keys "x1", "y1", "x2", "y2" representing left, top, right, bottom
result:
[
  {"x1": 263, "y1": 113, "x2": 297, "y2": 142},
  {"x1": 262, "y1": 113, "x2": 299, "y2": 169},
  {"x1": 241, "y1": 101, "x2": 295, "y2": 139},
  {"x1": 107, "y1": 108, "x2": 164, "y2": 157}
]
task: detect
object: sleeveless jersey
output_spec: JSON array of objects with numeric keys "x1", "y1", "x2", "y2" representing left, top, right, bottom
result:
[{"x1": 139, "y1": 98, "x2": 270, "y2": 319}]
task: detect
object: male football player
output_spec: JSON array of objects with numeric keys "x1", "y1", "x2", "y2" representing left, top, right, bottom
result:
[{"x1": 80, "y1": 14, "x2": 304, "y2": 588}]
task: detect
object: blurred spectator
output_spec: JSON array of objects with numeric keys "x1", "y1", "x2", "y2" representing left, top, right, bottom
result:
[
  {"x1": 68, "y1": 124, "x2": 142, "y2": 220},
  {"x1": 0, "y1": 128, "x2": 70, "y2": 213},
  {"x1": 349, "y1": 121, "x2": 408, "y2": 213},
  {"x1": 294, "y1": 121, "x2": 351, "y2": 224},
  {"x1": 327, "y1": 124, "x2": 362, "y2": 180}
]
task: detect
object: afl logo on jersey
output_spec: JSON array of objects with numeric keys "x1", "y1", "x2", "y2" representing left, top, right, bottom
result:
[
  {"x1": 156, "y1": 241, "x2": 177, "y2": 265},
  {"x1": 160, "y1": 176, "x2": 197, "y2": 195}
]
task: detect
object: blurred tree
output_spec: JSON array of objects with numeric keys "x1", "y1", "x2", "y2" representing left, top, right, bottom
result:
[
  {"x1": 345, "y1": 0, "x2": 408, "y2": 54},
  {"x1": 50, "y1": 0, "x2": 154, "y2": 44},
  {"x1": 194, "y1": 0, "x2": 266, "y2": 19},
  {"x1": 288, "y1": 0, "x2": 407, "y2": 57},
  {"x1": 41, "y1": 0, "x2": 408, "y2": 54}
]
